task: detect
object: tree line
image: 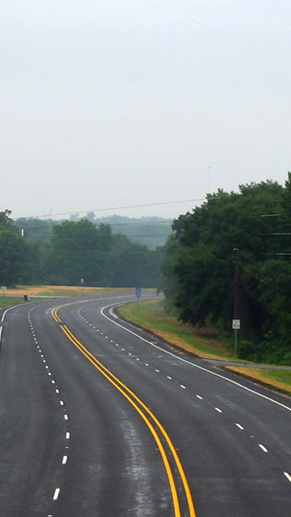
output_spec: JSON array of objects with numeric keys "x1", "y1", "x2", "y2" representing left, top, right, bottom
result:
[
  {"x1": 0, "y1": 212, "x2": 163, "y2": 288},
  {"x1": 1, "y1": 174, "x2": 290, "y2": 364},
  {"x1": 160, "y1": 174, "x2": 291, "y2": 365},
  {"x1": 14, "y1": 214, "x2": 172, "y2": 249}
]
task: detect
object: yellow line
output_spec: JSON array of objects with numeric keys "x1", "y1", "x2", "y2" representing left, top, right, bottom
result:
[
  {"x1": 53, "y1": 302, "x2": 196, "y2": 516},
  {"x1": 61, "y1": 324, "x2": 181, "y2": 516}
]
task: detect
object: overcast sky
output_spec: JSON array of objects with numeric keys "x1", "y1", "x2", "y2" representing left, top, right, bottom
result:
[{"x1": 1, "y1": 1, "x2": 290, "y2": 220}]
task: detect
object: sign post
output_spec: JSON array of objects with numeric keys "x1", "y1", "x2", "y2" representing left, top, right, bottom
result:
[
  {"x1": 232, "y1": 319, "x2": 240, "y2": 357},
  {"x1": 135, "y1": 287, "x2": 142, "y2": 312}
]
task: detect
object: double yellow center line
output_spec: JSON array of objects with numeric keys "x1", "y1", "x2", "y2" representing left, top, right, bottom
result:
[{"x1": 52, "y1": 303, "x2": 196, "y2": 517}]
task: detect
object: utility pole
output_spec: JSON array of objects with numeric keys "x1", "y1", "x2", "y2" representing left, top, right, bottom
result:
[{"x1": 232, "y1": 248, "x2": 240, "y2": 357}]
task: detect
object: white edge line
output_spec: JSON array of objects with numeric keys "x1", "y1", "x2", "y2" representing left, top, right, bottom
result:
[
  {"x1": 284, "y1": 472, "x2": 291, "y2": 482},
  {"x1": 101, "y1": 303, "x2": 291, "y2": 413}
]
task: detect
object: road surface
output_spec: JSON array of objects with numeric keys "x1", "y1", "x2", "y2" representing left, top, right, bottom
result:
[{"x1": 0, "y1": 293, "x2": 290, "y2": 516}]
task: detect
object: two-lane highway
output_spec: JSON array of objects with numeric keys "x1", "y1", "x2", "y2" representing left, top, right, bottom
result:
[{"x1": 0, "y1": 293, "x2": 290, "y2": 516}]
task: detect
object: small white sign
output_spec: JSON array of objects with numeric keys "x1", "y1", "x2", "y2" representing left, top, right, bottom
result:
[{"x1": 232, "y1": 319, "x2": 240, "y2": 330}]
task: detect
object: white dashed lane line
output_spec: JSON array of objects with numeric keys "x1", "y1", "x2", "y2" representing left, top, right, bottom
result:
[
  {"x1": 28, "y1": 306, "x2": 73, "y2": 511},
  {"x1": 258, "y1": 444, "x2": 268, "y2": 453},
  {"x1": 78, "y1": 302, "x2": 290, "y2": 490},
  {"x1": 53, "y1": 488, "x2": 61, "y2": 501}
]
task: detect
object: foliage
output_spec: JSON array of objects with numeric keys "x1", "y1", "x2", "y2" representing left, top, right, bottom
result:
[
  {"x1": 1, "y1": 211, "x2": 163, "y2": 288},
  {"x1": 0, "y1": 210, "x2": 39, "y2": 286},
  {"x1": 41, "y1": 219, "x2": 162, "y2": 287},
  {"x1": 14, "y1": 214, "x2": 173, "y2": 249},
  {"x1": 160, "y1": 177, "x2": 291, "y2": 364}
]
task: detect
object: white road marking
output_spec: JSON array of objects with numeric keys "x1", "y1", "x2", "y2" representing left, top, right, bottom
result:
[
  {"x1": 167, "y1": 376, "x2": 172, "y2": 380},
  {"x1": 62, "y1": 455, "x2": 68, "y2": 464},
  {"x1": 66, "y1": 432, "x2": 70, "y2": 439},
  {"x1": 235, "y1": 423, "x2": 244, "y2": 430},
  {"x1": 215, "y1": 407, "x2": 223, "y2": 413},
  {"x1": 64, "y1": 414, "x2": 69, "y2": 420},
  {"x1": 60, "y1": 400, "x2": 64, "y2": 406},
  {"x1": 55, "y1": 389, "x2": 59, "y2": 394},
  {"x1": 258, "y1": 444, "x2": 268, "y2": 453},
  {"x1": 180, "y1": 384, "x2": 186, "y2": 389},
  {"x1": 155, "y1": 369, "x2": 160, "y2": 373},
  {"x1": 284, "y1": 472, "x2": 291, "y2": 482},
  {"x1": 196, "y1": 395, "x2": 203, "y2": 400},
  {"x1": 53, "y1": 488, "x2": 60, "y2": 500}
]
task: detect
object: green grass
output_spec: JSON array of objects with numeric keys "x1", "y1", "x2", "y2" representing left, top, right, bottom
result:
[
  {"x1": 118, "y1": 299, "x2": 234, "y2": 360},
  {"x1": 226, "y1": 367, "x2": 291, "y2": 395},
  {"x1": 0, "y1": 296, "x2": 25, "y2": 308},
  {"x1": 118, "y1": 299, "x2": 291, "y2": 395}
]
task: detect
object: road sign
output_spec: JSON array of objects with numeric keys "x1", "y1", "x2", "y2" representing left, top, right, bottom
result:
[
  {"x1": 232, "y1": 319, "x2": 240, "y2": 330},
  {"x1": 135, "y1": 287, "x2": 142, "y2": 298}
]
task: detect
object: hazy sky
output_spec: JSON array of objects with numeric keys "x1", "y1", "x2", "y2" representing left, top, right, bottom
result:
[{"x1": 1, "y1": 1, "x2": 290, "y2": 220}]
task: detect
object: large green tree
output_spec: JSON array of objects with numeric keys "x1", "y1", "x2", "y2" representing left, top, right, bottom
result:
[{"x1": 161, "y1": 178, "x2": 291, "y2": 363}]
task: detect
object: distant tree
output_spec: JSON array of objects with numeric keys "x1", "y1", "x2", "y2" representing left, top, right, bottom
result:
[{"x1": 0, "y1": 211, "x2": 40, "y2": 285}]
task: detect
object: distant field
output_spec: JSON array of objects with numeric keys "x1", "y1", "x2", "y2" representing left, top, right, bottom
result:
[
  {"x1": 0, "y1": 285, "x2": 154, "y2": 308},
  {"x1": 1, "y1": 285, "x2": 145, "y2": 298},
  {"x1": 118, "y1": 299, "x2": 291, "y2": 396}
]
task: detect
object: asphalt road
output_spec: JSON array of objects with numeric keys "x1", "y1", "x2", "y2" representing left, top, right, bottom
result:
[{"x1": 0, "y1": 293, "x2": 290, "y2": 516}]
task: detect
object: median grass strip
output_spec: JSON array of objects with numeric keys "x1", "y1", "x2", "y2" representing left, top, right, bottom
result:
[
  {"x1": 0, "y1": 296, "x2": 25, "y2": 308},
  {"x1": 118, "y1": 299, "x2": 233, "y2": 360}
]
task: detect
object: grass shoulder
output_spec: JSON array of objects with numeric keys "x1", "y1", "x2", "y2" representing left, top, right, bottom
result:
[
  {"x1": 117, "y1": 299, "x2": 234, "y2": 360},
  {"x1": 117, "y1": 299, "x2": 291, "y2": 396}
]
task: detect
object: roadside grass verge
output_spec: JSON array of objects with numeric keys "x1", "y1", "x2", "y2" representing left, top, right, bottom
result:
[
  {"x1": 225, "y1": 367, "x2": 291, "y2": 396},
  {"x1": 117, "y1": 299, "x2": 291, "y2": 395},
  {"x1": 118, "y1": 299, "x2": 233, "y2": 360}
]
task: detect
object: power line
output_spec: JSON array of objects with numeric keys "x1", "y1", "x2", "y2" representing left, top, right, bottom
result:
[{"x1": 23, "y1": 198, "x2": 205, "y2": 219}]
